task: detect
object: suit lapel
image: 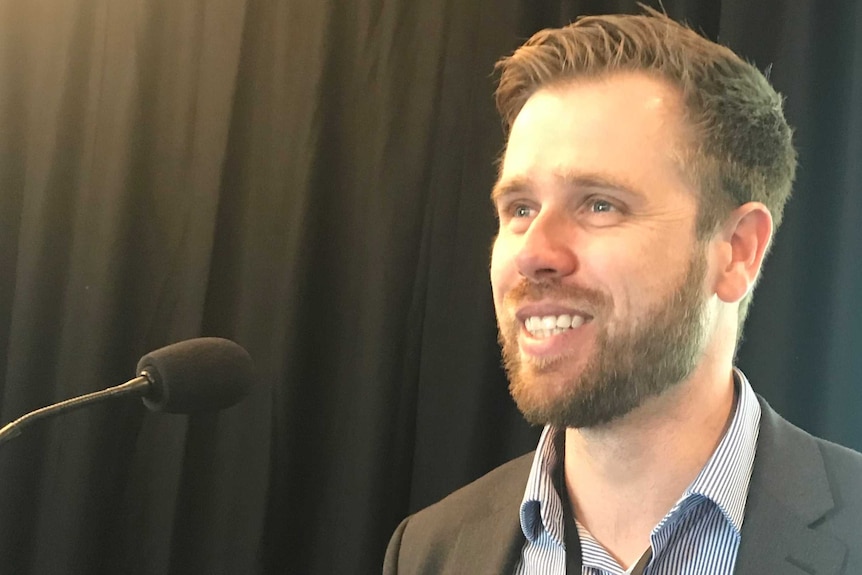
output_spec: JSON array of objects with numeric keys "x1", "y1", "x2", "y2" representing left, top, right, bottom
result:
[
  {"x1": 734, "y1": 397, "x2": 847, "y2": 575},
  {"x1": 735, "y1": 489, "x2": 846, "y2": 575}
]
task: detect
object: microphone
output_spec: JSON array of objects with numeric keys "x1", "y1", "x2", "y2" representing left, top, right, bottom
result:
[{"x1": 0, "y1": 338, "x2": 254, "y2": 446}]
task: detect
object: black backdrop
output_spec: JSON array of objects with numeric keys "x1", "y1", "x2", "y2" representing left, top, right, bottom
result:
[{"x1": 0, "y1": 0, "x2": 859, "y2": 573}]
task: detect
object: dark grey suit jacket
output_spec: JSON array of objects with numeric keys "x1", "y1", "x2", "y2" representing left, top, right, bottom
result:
[{"x1": 384, "y1": 397, "x2": 862, "y2": 574}]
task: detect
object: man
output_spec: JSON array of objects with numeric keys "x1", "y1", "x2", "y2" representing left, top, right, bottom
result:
[{"x1": 384, "y1": 9, "x2": 862, "y2": 575}]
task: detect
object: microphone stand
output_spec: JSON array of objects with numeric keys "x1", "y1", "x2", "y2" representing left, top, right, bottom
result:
[{"x1": 0, "y1": 374, "x2": 152, "y2": 446}]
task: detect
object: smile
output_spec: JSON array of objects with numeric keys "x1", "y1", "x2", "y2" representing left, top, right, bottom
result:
[{"x1": 524, "y1": 314, "x2": 587, "y2": 339}]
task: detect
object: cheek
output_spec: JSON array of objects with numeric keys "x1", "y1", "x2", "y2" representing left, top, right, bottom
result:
[
  {"x1": 586, "y1": 246, "x2": 653, "y2": 320},
  {"x1": 595, "y1": 243, "x2": 691, "y2": 321},
  {"x1": 490, "y1": 236, "x2": 515, "y2": 308}
]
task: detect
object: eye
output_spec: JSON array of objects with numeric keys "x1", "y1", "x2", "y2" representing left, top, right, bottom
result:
[
  {"x1": 590, "y1": 199, "x2": 616, "y2": 213},
  {"x1": 495, "y1": 200, "x2": 536, "y2": 233},
  {"x1": 579, "y1": 196, "x2": 627, "y2": 227},
  {"x1": 513, "y1": 204, "x2": 534, "y2": 218}
]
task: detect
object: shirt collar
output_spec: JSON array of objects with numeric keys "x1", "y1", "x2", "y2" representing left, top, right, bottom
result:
[
  {"x1": 519, "y1": 424, "x2": 565, "y2": 546},
  {"x1": 682, "y1": 367, "x2": 761, "y2": 533},
  {"x1": 518, "y1": 368, "x2": 761, "y2": 544}
]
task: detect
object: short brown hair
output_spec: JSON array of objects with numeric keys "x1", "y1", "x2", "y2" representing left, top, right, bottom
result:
[{"x1": 494, "y1": 8, "x2": 797, "y2": 329}]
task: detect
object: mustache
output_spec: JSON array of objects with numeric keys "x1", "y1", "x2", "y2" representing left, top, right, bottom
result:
[{"x1": 502, "y1": 278, "x2": 611, "y2": 314}]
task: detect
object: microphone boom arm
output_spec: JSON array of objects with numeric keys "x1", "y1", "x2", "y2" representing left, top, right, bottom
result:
[{"x1": 0, "y1": 375, "x2": 152, "y2": 447}]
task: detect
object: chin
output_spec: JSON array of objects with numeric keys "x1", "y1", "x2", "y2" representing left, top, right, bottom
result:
[{"x1": 509, "y1": 369, "x2": 581, "y2": 424}]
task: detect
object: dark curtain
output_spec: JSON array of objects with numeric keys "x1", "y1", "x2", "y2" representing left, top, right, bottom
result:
[{"x1": 0, "y1": 0, "x2": 858, "y2": 573}]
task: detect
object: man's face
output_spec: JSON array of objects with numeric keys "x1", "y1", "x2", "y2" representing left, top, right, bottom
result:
[{"x1": 490, "y1": 73, "x2": 715, "y2": 429}]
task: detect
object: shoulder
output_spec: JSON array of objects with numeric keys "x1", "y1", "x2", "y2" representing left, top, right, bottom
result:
[
  {"x1": 808, "y1": 420, "x2": 862, "y2": 490},
  {"x1": 753, "y1": 396, "x2": 862, "y2": 557},
  {"x1": 756, "y1": 394, "x2": 862, "y2": 495},
  {"x1": 384, "y1": 452, "x2": 533, "y2": 574},
  {"x1": 808, "y1": 431, "x2": 862, "y2": 523},
  {"x1": 408, "y1": 452, "x2": 534, "y2": 526}
]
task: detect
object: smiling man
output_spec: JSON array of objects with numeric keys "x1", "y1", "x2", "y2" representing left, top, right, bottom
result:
[{"x1": 384, "y1": 10, "x2": 862, "y2": 575}]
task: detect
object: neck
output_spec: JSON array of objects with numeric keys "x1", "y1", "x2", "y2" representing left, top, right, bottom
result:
[{"x1": 562, "y1": 360, "x2": 737, "y2": 567}]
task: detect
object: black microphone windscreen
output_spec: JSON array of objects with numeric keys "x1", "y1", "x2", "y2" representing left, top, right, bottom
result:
[{"x1": 135, "y1": 338, "x2": 254, "y2": 413}]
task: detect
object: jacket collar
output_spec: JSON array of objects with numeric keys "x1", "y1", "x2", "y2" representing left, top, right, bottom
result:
[
  {"x1": 733, "y1": 396, "x2": 846, "y2": 575},
  {"x1": 445, "y1": 455, "x2": 530, "y2": 574}
]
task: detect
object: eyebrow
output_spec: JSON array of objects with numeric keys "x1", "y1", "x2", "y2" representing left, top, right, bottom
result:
[
  {"x1": 490, "y1": 178, "x2": 527, "y2": 204},
  {"x1": 490, "y1": 172, "x2": 644, "y2": 204}
]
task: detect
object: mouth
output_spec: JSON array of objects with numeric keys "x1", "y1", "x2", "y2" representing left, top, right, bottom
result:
[{"x1": 523, "y1": 313, "x2": 589, "y2": 339}]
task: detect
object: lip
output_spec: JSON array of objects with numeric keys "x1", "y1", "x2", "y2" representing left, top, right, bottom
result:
[{"x1": 516, "y1": 303, "x2": 595, "y2": 359}]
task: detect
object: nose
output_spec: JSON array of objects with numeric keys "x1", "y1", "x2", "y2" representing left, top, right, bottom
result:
[{"x1": 515, "y1": 210, "x2": 578, "y2": 281}]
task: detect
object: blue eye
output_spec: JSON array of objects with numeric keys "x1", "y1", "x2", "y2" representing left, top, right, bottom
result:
[
  {"x1": 590, "y1": 199, "x2": 615, "y2": 213},
  {"x1": 514, "y1": 205, "x2": 532, "y2": 218}
]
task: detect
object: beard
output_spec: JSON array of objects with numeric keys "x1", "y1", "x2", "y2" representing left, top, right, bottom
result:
[{"x1": 499, "y1": 248, "x2": 710, "y2": 429}]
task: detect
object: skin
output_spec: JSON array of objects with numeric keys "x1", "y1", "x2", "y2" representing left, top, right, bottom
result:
[{"x1": 490, "y1": 72, "x2": 773, "y2": 567}]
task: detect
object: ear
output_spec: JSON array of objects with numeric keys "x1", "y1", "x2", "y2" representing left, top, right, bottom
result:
[{"x1": 711, "y1": 202, "x2": 774, "y2": 304}]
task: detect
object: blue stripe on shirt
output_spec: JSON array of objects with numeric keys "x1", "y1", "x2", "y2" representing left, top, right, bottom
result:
[{"x1": 514, "y1": 368, "x2": 761, "y2": 575}]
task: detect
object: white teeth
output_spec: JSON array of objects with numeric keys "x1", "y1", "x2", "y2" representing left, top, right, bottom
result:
[{"x1": 524, "y1": 314, "x2": 587, "y2": 337}]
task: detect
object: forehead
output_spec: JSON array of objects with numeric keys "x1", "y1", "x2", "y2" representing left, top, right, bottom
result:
[{"x1": 498, "y1": 72, "x2": 691, "y2": 193}]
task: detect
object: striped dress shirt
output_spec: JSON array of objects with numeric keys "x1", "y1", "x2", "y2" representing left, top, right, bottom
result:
[{"x1": 514, "y1": 368, "x2": 761, "y2": 575}]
